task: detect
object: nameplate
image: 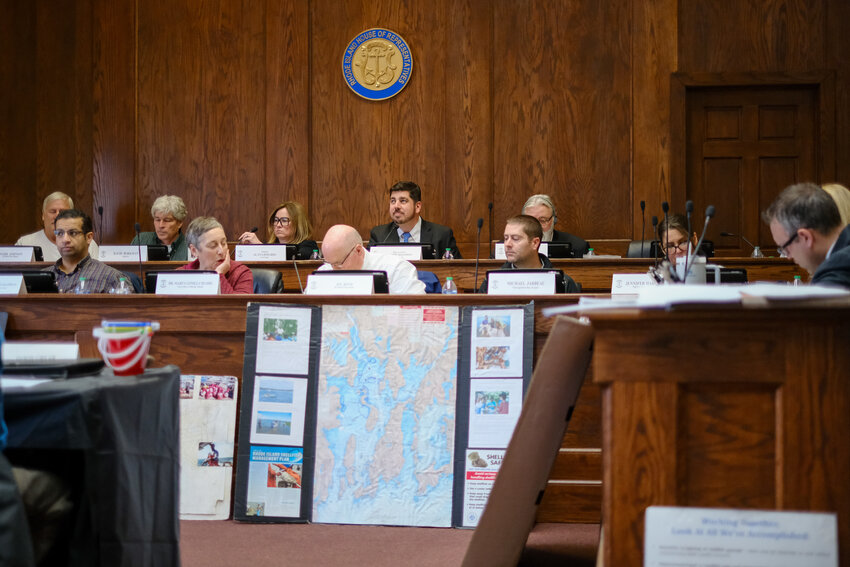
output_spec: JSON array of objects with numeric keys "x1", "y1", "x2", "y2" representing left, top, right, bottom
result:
[
  {"x1": 0, "y1": 274, "x2": 26, "y2": 295},
  {"x1": 2, "y1": 341, "x2": 79, "y2": 361},
  {"x1": 369, "y1": 245, "x2": 422, "y2": 260},
  {"x1": 100, "y1": 245, "x2": 148, "y2": 262},
  {"x1": 304, "y1": 273, "x2": 374, "y2": 295},
  {"x1": 0, "y1": 246, "x2": 35, "y2": 262},
  {"x1": 155, "y1": 272, "x2": 220, "y2": 295},
  {"x1": 487, "y1": 272, "x2": 556, "y2": 295},
  {"x1": 645, "y1": 506, "x2": 838, "y2": 567},
  {"x1": 235, "y1": 244, "x2": 288, "y2": 261},
  {"x1": 611, "y1": 273, "x2": 656, "y2": 295},
  {"x1": 493, "y1": 242, "x2": 549, "y2": 261}
]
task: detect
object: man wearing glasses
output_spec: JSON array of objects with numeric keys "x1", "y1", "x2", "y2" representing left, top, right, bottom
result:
[
  {"x1": 521, "y1": 194, "x2": 589, "y2": 258},
  {"x1": 763, "y1": 182, "x2": 850, "y2": 289},
  {"x1": 43, "y1": 209, "x2": 127, "y2": 293},
  {"x1": 319, "y1": 224, "x2": 426, "y2": 294}
]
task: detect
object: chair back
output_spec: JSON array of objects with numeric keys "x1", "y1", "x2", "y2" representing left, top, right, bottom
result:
[
  {"x1": 250, "y1": 268, "x2": 284, "y2": 294},
  {"x1": 416, "y1": 270, "x2": 442, "y2": 294}
]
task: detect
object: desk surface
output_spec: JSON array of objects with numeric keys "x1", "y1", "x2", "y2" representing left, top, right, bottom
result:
[{"x1": 3, "y1": 366, "x2": 181, "y2": 567}]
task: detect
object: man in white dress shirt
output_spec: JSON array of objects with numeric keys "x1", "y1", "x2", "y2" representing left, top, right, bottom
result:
[
  {"x1": 15, "y1": 192, "x2": 100, "y2": 262},
  {"x1": 319, "y1": 224, "x2": 426, "y2": 295}
]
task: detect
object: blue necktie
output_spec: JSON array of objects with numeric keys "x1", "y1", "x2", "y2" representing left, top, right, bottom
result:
[{"x1": 402, "y1": 232, "x2": 411, "y2": 243}]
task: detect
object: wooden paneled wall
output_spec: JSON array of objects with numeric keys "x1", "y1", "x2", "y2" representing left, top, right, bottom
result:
[{"x1": 2, "y1": 0, "x2": 850, "y2": 252}]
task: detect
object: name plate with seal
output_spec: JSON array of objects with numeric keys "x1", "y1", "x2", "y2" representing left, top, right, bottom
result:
[
  {"x1": 487, "y1": 272, "x2": 556, "y2": 295},
  {"x1": 235, "y1": 245, "x2": 289, "y2": 261},
  {"x1": 155, "y1": 272, "x2": 220, "y2": 295},
  {"x1": 305, "y1": 274, "x2": 374, "y2": 295},
  {"x1": 611, "y1": 273, "x2": 656, "y2": 295},
  {"x1": 100, "y1": 245, "x2": 148, "y2": 262}
]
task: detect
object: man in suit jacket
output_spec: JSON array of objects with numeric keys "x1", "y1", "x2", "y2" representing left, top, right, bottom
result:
[
  {"x1": 522, "y1": 194, "x2": 589, "y2": 257},
  {"x1": 763, "y1": 182, "x2": 850, "y2": 289},
  {"x1": 368, "y1": 181, "x2": 462, "y2": 259}
]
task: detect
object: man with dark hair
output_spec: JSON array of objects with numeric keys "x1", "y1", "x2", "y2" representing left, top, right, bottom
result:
[
  {"x1": 43, "y1": 209, "x2": 127, "y2": 293},
  {"x1": 479, "y1": 215, "x2": 579, "y2": 292},
  {"x1": 763, "y1": 182, "x2": 850, "y2": 289},
  {"x1": 368, "y1": 181, "x2": 462, "y2": 258}
]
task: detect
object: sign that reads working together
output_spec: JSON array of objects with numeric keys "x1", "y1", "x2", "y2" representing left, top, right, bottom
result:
[{"x1": 342, "y1": 28, "x2": 413, "y2": 100}]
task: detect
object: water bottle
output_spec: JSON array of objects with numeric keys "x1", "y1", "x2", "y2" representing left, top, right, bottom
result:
[
  {"x1": 73, "y1": 276, "x2": 90, "y2": 294},
  {"x1": 792, "y1": 275, "x2": 802, "y2": 287},
  {"x1": 751, "y1": 246, "x2": 764, "y2": 258},
  {"x1": 442, "y1": 248, "x2": 454, "y2": 260},
  {"x1": 585, "y1": 248, "x2": 596, "y2": 257},
  {"x1": 442, "y1": 276, "x2": 458, "y2": 294},
  {"x1": 310, "y1": 249, "x2": 322, "y2": 260},
  {"x1": 111, "y1": 277, "x2": 132, "y2": 294}
]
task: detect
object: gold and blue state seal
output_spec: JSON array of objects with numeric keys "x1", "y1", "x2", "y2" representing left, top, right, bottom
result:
[{"x1": 342, "y1": 28, "x2": 413, "y2": 101}]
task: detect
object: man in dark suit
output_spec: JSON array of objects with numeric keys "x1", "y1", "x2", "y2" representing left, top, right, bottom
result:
[
  {"x1": 368, "y1": 181, "x2": 462, "y2": 259},
  {"x1": 763, "y1": 182, "x2": 850, "y2": 289},
  {"x1": 521, "y1": 194, "x2": 589, "y2": 257}
]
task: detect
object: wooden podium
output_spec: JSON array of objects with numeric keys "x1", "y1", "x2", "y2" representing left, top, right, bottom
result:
[{"x1": 590, "y1": 302, "x2": 850, "y2": 566}]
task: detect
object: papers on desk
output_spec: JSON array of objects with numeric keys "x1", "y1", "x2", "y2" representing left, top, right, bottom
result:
[
  {"x1": 542, "y1": 282, "x2": 850, "y2": 316},
  {"x1": 0, "y1": 377, "x2": 53, "y2": 390}
]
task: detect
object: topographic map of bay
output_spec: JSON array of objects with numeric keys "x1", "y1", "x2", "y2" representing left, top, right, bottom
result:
[{"x1": 313, "y1": 305, "x2": 459, "y2": 526}]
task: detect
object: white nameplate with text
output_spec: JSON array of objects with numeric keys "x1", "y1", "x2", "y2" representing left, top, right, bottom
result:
[
  {"x1": 0, "y1": 274, "x2": 26, "y2": 295},
  {"x1": 368, "y1": 245, "x2": 422, "y2": 260},
  {"x1": 487, "y1": 272, "x2": 555, "y2": 295},
  {"x1": 2, "y1": 342, "x2": 79, "y2": 361},
  {"x1": 0, "y1": 246, "x2": 36, "y2": 262},
  {"x1": 645, "y1": 506, "x2": 838, "y2": 567},
  {"x1": 155, "y1": 272, "x2": 220, "y2": 295},
  {"x1": 235, "y1": 245, "x2": 288, "y2": 261},
  {"x1": 99, "y1": 245, "x2": 148, "y2": 262},
  {"x1": 611, "y1": 273, "x2": 656, "y2": 295},
  {"x1": 304, "y1": 274, "x2": 374, "y2": 295}
]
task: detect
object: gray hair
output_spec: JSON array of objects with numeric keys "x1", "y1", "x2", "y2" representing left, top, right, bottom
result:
[
  {"x1": 186, "y1": 216, "x2": 224, "y2": 248},
  {"x1": 43, "y1": 191, "x2": 73, "y2": 211},
  {"x1": 762, "y1": 182, "x2": 842, "y2": 235},
  {"x1": 521, "y1": 194, "x2": 556, "y2": 220},
  {"x1": 151, "y1": 195, "x2": 188, "y2": 221}
]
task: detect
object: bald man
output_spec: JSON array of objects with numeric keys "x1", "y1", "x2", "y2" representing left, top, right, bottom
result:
[
  {"x1": 16, "y1": 191, "x2": 100, "y2": 262},
  {"x1": 318, "y1": 225, "x2": 426, "y2": 294}
]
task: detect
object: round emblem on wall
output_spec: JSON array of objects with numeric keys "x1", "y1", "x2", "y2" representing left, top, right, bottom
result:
[{"x1": 342, "y1": 28, "x2": 413, "y2": 101}]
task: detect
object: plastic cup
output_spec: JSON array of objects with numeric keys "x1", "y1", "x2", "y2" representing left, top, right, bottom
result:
[{"x1": 93, "y1": 321, "x2": 159, "y2": 376}]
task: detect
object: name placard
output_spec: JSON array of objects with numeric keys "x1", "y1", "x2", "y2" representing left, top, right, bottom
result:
[
  {"x1": 493, "y1": 243, "x2": 549, "y2": 261},
  {"x1": 645, "y1": 506, "x2": 838, "y2": 567},
  {"x1": 100, "y1": 245, "x2": 148, "y2": 262},
  {"x1": 368, "y1": 245, "x2": 422, "y2": 260},
  {"x1": 611, "y1": 273, "x2": 656, "y2": 295},
  {"x1": 0, "y1": 274, "x2": 26, "y2": 295},
  {"x1": 2, "y1": 341, "x2": 79, "y2": 361},
  {"x1": 487, "y1": 272, "x2": 556, "y2": 295},
  {"x1": 235, "y1": 244, "x2": 288, "y2": 261},
  {"x1": 304, "y1": 274, "x2": 374, "y2": 295},
  {"x1": 155, "y1": 272, "x2": 220, "y2": 295},
  {"x1": 0, "y1": 246, "x2": 36, "y2": 262}
]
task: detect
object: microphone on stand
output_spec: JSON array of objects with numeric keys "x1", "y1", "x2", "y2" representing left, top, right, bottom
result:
[
  {"x1": 683, "y1": 200, "x2": 694, "y2": 283},
  {"x1": 651, "y1": 215, "x2": 659, "y2": 266},
  {"x1": 682, "y1": 205, "x2": 716, "y2": 283},
  {"x1": 97, "y1": 206, "x2": 104, "y2": 242},
  {"x1": 639, "y1": 200, "x2": 646, "y2": 257},
  {"x1": 381, "y1": 223, "x2": 399, "y2": 243},
  {"x1": 720, "y1": 231, "x2": 757, "y2": 253},
  {"x1": 661, "y1": 201, "x2": 670, "y2": 261},
  {"x1": 134, "y1": 223, "x2": 144, "y2": 290},
  {"x1": 292, "y1": 254, "x2": 304, "y2": 293},
  {"x1": 474, "y1": 217, "x2": 484, "y2": 293},
  {"x1": 488, "y1": 202, "x2": 494, "y2": 258}
]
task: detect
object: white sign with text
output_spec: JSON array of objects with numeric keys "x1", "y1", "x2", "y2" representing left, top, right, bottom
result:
[
  {"x1": 2, "y1": 342, "x2": 79, "y2": 361},
  {"x1": 611, "y1": 273, "x2": 656, "y2": 295},
  {"x1": 155, "y1": 272, "x2": 220, "y2": 295},
  {"x1": 235, "y1": 245, "x2": 289, "y2": 262},
  {"x1": 0, "y1": 246, "x2": 36, "y2": 262},
  {"x1": 487, "y1": 272, "x2": 556, "y2": 295},
  {"x1": 368, "y1": 245, "x2": 422, "y2": 261},
  {"x1": 99, "y1": 245, "x2": 149, "y2": 262},
  {"x1": 304, "y1": 274, "x2": 374, "y2": 295},
  {"x1": 0, "y1": 274, "x2": 26, "y2": 295}
]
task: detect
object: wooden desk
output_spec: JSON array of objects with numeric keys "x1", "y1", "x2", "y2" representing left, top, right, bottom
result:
[
  {"x1": 589, "y1": 303, "x2": 850, "y2": 566},
  {"x1": 2, "y1": 257, "x2": 802, "y2": 292},
  {"x1": 1, "y1": 294, "x2": 600, "y2": 524}
]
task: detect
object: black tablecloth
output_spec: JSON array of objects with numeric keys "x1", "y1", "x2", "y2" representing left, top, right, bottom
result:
[{"x1": 3, "y1": 366, "x2": 180, "y2": 567}]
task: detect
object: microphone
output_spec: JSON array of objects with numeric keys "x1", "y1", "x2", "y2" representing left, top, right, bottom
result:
[
  {"x1": 661, "y1": 201, "x2": 670, "y2": 261},
  {"x1": 682, "y1": 205, "x2": 715, "y2": 283},
  {"x1": 474, "y1": 217, "x2": 484, "y2": 293},
  {"x1": 488, "y1": 202, "x2": 494, "y2": 257},
  {"x1": 249, "y1": 226, "x2": 258, "y2": 233},
  {"x1": 98, "y1": 206, "x2": 104, "y2": 241},
  {"x1": 651, "y1": 215, "x2": 659, "y2": 266},
  {"x1": 683, "y1": 200, "x2": 694, "y2": 281},
  {"x1": 639, "y1": 200, "x2": 646, "y2": 257},
  {"x1": 134, "y1": 222, "x2": 144, "y2": 290},
  {"x1": 381, "y1": 223, "x2": 399, "y2": 243},
  {"x1": 292, "y1": 254, "x2": 304, "y2": 293},
  {"x1": 720, "y1": 231, "x2": 757, "y2": 252}
]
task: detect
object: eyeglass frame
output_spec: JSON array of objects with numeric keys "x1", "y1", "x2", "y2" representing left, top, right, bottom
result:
[
  {"x1": 662, "y1": 241, "x2": 690, "y2": 254},
  {"x1": 54, "y1": 229, "x2": 86, "y2": 238},
  {"x1": 777, "y1": 230, "x2": 800, "y2": 257},
  {"x1": 327, "y1": 243, "x2": 359, "y2": 269},
  {"x1": 271, "y1": 216, "x2": 291, "y2": 226}
]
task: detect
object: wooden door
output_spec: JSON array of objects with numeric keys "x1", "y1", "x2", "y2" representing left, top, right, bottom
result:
[{"x1": 686, "y1": 86, "x2": 817, "y2": 257}]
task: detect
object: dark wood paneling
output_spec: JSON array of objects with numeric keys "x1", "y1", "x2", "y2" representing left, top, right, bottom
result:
[{"x1": 492, "y1": 0, "x2": 631, "y2": 240}]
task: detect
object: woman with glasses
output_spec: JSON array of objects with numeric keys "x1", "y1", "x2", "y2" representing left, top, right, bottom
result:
[
  {"x1": 237, "y1": 201, "x2": 318, "y2": 259},
  {"x1": 657, "y1": 214, "x2": 696, "y2": 263}
]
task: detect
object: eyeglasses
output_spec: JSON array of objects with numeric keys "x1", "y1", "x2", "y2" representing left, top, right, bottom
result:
[
  {"x1": 662, "y1": 241, "x2": 689, "y2": 253},
  {"x1": 328, "y1": 244, "x2": 358, "y2": 269},
  {"x1": 535, "y1": 215, "x2": 553, "y2": 225},
  {"x1": 272, "y1": 217, "x2": 291, "y2": 226},
  {"x1": 54, "y1": 229, "x2": 85, "y2": 238},
  {"x1": 777, "y1": 230, "x2": 799, "y2": 257}
]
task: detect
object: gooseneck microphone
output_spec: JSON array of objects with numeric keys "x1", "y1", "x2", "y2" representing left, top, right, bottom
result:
[
  {"x1": 651, "y1": 215, "x2": 659, "y2": 266},
  {"x1": 720, "y1": 231, "x2": 757, "y2": 252},
  {"x1": 488, "y1": 202, "x2": 494, "y2": 255},
  {"x1": 661, "y1": 201, "x2": 670, "y2": 261},
  {"x1": 381, "y1": 223, "x2": 399, "y2": 243},
  {"x1": 474, "y1": 217, "x2": 484, "y2": 293},
  {"x1": 98, "y1": 206, "x2": 104, "y2": 241},
  {"x1": 249, "y1": 226, "x2": 259, "y2": 234},
  {"x1": 684, "y1": 200, "x2": 694, "y2": 281},
  {"x1": 639, "y1": 200, "x2": 646, "y2": 257},
  {"x1": 134, "y1": 222, "x2": 144, "y2": 290},
  {"x1": 682, "y1": 205, "x2": 715, "y2": 282}
]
